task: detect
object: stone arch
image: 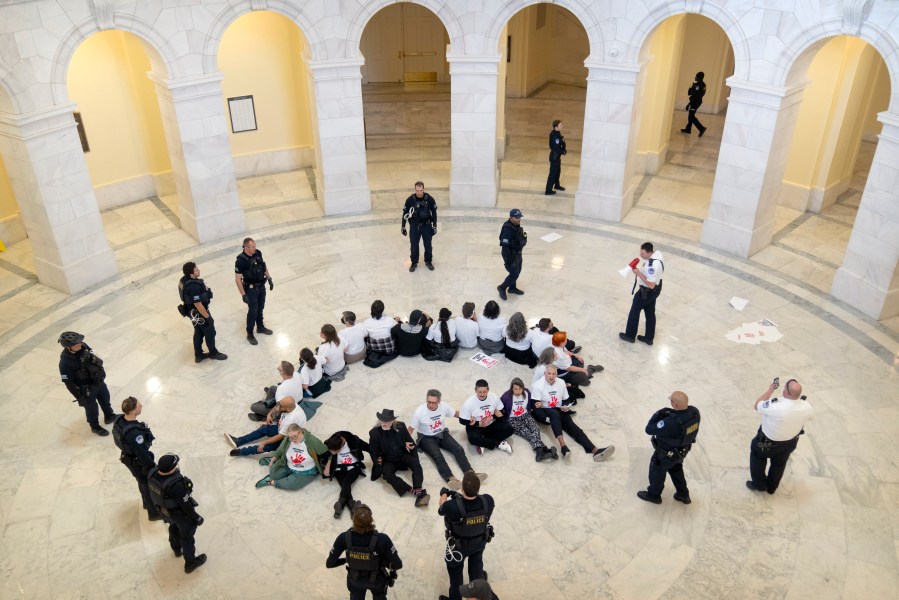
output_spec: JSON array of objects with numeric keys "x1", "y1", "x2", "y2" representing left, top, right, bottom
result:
[
  {"x1": 345, "y1": 0, "x2": 465, "y2": 60},
  {"x1": 202, "y1": 0, "x2": 322, "y2": 73},
  {"x1": 0, "y1": 72, "x2": 19, "y2": 114},
  {"x1": 50, "y1": 15, "x2": 176, "y2": 105},
  {"x1": 628, "y1": 1, "x2": 749, "y2": 79},
  {"x1": 484, "y1": 0, "x2": 602, "y2": 58}
]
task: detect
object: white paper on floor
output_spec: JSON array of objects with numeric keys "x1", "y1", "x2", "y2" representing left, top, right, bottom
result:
[
  {"x1": 540, "y1": 232, "x2": 562, "y2": 243},
  {"x1": 725, "y1": 319, "x2": 783, "y2": 345},
  {"x1": 469, "y1": 352, "x2": 499, "y2": 369},
  {"x1": 729, "y1": 296, "x2": 749, "y2": 311}
]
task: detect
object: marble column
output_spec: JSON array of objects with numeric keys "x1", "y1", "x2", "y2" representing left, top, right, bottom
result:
[
  {"x1": 700, "y1": 79, "x2": 805, "y2": 257},
  {"x1": 0, "y1": 105, "x2": 117, "y2": 293},
  {"x1": 447, "y1": 54, "x2": 499, "y2": 207},
  {"x1": 831, "y1": 112, "x2": 899, "y2": 320},
  {"x1": 574, "y1": 61, "x2": 641, "y2": 221},
  {"x1": 150, "y1": 72, "x2": 245, "y2": 242},
  {"x1": 307, "y1": 58, "x2": 371, "y2": 215}
]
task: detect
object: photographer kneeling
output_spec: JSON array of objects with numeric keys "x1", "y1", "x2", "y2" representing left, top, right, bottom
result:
[{"x1": 438, "y1": 472, "x2": 498, "y2": 600}]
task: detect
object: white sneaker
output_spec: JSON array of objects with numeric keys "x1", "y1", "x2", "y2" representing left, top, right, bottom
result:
[{"x1": 497, "y1": 441, "x2": 513, "y2": 454}]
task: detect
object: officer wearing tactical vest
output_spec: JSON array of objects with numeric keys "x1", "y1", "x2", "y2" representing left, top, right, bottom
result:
[
  {"x1": 438, "y1": 471, "x2": 496, "y2": 600},
  {"x1": 747, "y1": 377, "x2": 813, "y2": 495},
  {"x1": 497, "y1": 209, "x2": 527, "y2": 301},
  {"x1": 619, "y1": 242, "x2": 664, "y2": 346},
  {"x1": 58, "y1": 331, "x2": 118, "y2": 436},
  {"x1": 401, "y1": 181, "x2": 437, "y2": 272},
  {"x1": 179, "y1": 262, "x2": 227, "y2": 363},
  {"x1": 326, "y1": 503, "x2": 403, "y2": 600},
  {"x1": 234, "y1": 237, "x2": 274, "y2": 345},
  {"x1": 147, "y1": 453, "x2": 207, "y2": 574},
  {"x1": 637, "y1": 391, "x2": 700, "y2": 505},
  {"x1": 113, "y1": 396, "x2": 160, "y2": 521}
]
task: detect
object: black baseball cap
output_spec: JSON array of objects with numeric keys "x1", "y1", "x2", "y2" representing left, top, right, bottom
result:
[{"x1": 509, "y1": 208, "x2": 523, "y2": 218}]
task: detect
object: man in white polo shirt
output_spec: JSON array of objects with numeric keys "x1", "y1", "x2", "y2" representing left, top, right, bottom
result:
[{"x1": 747, "y1": 378, "x2": 814, "y2": 494}]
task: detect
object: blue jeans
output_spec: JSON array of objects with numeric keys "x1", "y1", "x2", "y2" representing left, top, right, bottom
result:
[{"x1": 235, "y1": 424, "x2": 279, "y2": 455}]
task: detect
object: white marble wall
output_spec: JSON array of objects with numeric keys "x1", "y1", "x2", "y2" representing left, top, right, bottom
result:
[
  {"x1": 831, "y1": 113, "x2": 899, "y2": 319},
  {"x1": 448, "y1": 54, "x2": 499, "y2": 207},
  {"x1": 151, "y1": 73, "x2": 246, "y2": 243},
  {"x1": 574, "y1": 62, "x2": 640, "y2": 221},
  {"x1": 0, "y1": 106, "x2": 116, "y2": 292},
  {"x1": 308, "y1": 58, "x2": 371, "y2": 215},
  {"x1": 701, "y1": 80, "x2": 805, "y2": 257}
]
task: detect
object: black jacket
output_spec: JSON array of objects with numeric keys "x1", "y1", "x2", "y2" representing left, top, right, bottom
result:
[
  {"x1": 402, "y1": 193, "x2": 437, "y2": 227},
  {"x1": 548, "y1": 129, "x2": 566, "y2": 161},
  {"x1": 687, "y1": 81, "x2": 706, "y2": 108},
  {"x1": 59, "y1": 343, "x2": 105, "y2": 399},
  {"x1": 499, "y1": 219, "x2": 527, "y2": 261},
  {"x1": 368, "y1": 421, "x2": 416, "y2": 480},
  {"x1": 322, "y1": 430, "x2": 371, "y2": 479}
]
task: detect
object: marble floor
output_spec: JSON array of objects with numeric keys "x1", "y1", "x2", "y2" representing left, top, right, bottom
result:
[{"x1": 1, "y1": 84, "x2": 898, "y2": 600}]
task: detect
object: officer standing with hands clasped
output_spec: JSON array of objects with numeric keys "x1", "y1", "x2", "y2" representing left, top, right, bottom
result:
[
  {"x1": 497, "y1": 209, "x2": 527, "y2": 301},
  {"x1": 326, "y1": 503, "x2": 403, "y2": 600},
  {"x1": 747, "y1": 377, "x2": 814, "y2": 495},
  {"x1": 401, "y1": 181, "x2": 438, "y2": 272},
  {"x1": 235, "y1": 237, "x2": 274, "y2": 345},
  {"x1": 180, "y1": 262, "x2": 227, "y2": 363},
  {"x1": 619, "y1": 242, "x2": 664, "y2": 346},
  {"x1": 637, "y1": 391, "x2": 700, "y2": 505},
  {"x1": 113, "y1": 396, "x2": 160, "y2": 521},
  {"x1": 147, "y1": 453, "x2": 207, "y2": 573},
  {"x1": 58, "y1": 331, "x2": 118, "y2": 436},
  {"x1": 545, "y1": 119, "x2": 566, "y2": 195},
  {"x1": 438, "y1": 471, "x2": 496, "y2": 600}
]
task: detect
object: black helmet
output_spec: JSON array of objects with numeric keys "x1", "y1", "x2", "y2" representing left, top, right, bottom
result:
[{"x1": 58, "y1": 331, "x2": 85, "y2": 347}]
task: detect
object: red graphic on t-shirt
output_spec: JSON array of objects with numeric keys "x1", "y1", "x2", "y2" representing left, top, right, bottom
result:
[
  {"x1": 481, "y1": 408, "x2": 493, "y2": 419},
  {"x1": 340, "y1": 455, "x2": 354, "y2": 465},
  {"x1": 290, "y1": 452, "x2": 306, "y2": 466},
  {"x1": 430, "y1": 419, "x2": 444, "y2": 431},
  {"x1": 512, "y1": 405, "x2": 525, "y2": 417},
  {"x1": 547, "y1": 394, "x2": 560, "y2": 408}
]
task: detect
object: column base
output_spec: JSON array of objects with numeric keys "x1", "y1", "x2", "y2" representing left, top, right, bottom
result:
[
  {"x1": 450, "y1": 178, "x2": 498, "y2": 207},
  {"x1": 320, "y1": 184, "x2": 371, "y2": 215},
  {"x1": 180, "y1": 203, "x2": 246, "y2": 243},
  {"x1": 574, "y1": 185, "x2": 635, "y2": 222},
  {"x1": 700, "y1": 216, "x2": 775, "y2": 258},
  {"x1": 34, "y1": 248, "x2": 118, "y2": 295},
  {"x1": 832, "y1": 267, "x2": 899, "y2": 320}
]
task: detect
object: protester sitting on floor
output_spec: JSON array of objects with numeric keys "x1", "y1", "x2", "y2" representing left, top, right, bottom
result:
[
  {"x1": 499, "y1": 377, "x2": 557, "y2": 462},
  {"x1": 339, "y1": 311, "x2": 367, "y2": 364},
  {"x1": 477, "y1": 301, "x2": 506, "y2": 355},
  {"x1": 503, "y1": 312, "x2": 536, "y2": 367},
  {"x1": 393, "y1": 309, "x2": 432, "y2": 357},
  {"x1": 226, "y1": 396, "x2": 306, "y2": 457},
  {"x1": 454, "y1": 302, "x2": 479, "y2": 349},
  {"x1": 317, "y1": 324, "x2": 348, "y2": 381},
  {"x1": 255, "y1": 424, "x2": 327, "y2": 490}
]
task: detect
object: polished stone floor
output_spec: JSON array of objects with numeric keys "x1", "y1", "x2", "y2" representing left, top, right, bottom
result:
[{"x1": 0, "y1": 84, "x2": 897, "y2": 600}]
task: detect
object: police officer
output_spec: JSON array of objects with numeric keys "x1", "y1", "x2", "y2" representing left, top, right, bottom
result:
[
  {"x1": 747, "y1": 378, "x2": 814, "y2": 495},
  {"x1": 147, "y1": 453, "x2": 207, "y2": 574},
  {"x1": 113, "y1": 396, "x2": 160, "y2": 521},
  {"x1": 180, "y1": 262, "x2": 227, "y2": 363},
  {"x1": 497, "y1": 209, "x2": 527, "y2": 301},
  {"x1": 326, "y1": 503, "x2": 403, "y2": 600},
  {"x1": 234, "y1": 237, "x2": 273, "y2": 345},
  {"x1": 401, "y1": 181, "x2": 437, "y2": 272},
  {"x1": 637, "y1": 391, "x2": 700, "y2": 505},
  {"x1": 544, "y1": 119, "x2": 566, "y2": 195},
  {"x1": 438, "y1": 471, "x2": 495, "y2": 600},
  {"x1": 58, "y1": 331, "x2": 117, "y2": 436},
  {"x1": 681, "y1": 71, "x2": 707, "y2": 137},
  {"x1": 619, "y1": 242, "x2": 664, "y2": 346}
]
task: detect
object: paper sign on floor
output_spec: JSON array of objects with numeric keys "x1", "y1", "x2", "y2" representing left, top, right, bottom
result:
[
  {"x1": 725, "y1": 319, "x2": 783, "y2": 345},
  {"x1": 540, "y1": 232, "x2": 562, "y2": 243},
  {"x1": 469, "y1": 352, "x2": 499, "y2": 369}
]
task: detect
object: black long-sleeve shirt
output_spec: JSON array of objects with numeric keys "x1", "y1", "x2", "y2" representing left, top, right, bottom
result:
[{"x1": 326, "y1": 529, "x2": 403, "y2": 571}]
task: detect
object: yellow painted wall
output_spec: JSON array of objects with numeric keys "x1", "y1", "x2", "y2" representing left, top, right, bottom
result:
[
  {"x1": 637, "y1": 15, "x2": 686, "y2": 155},
  {"x1": 862, "y1": 57, "x2": 890, "y2": 138},
  {"x1": 0, "y1": 154, "x2": 16, "y2": 218},
  {"x1": 218, "y1": 11, "x2": 313, "y2": 157},
  {"x1": 549, "y1": 7, "x2": 589, "y2": 86},
  {"x1": 67, "y1": 30, "x2": 170, "y2": 187},
  {"x1": 675, "y1": 15, "x2": 733, "y2": 114}
]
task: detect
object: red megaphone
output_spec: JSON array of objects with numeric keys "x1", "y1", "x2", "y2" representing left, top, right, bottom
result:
[{"x1": 628, "y1": 258, "x2": 640, "y2": 269}]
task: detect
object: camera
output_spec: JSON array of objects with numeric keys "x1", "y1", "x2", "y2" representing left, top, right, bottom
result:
[{"x1": 440, "y1": 487, "x2": 456, "y2": 498}]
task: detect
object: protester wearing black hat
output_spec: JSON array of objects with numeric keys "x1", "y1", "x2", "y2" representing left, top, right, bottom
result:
[
  {"x1": 498, "y1": 209, "x2": 527, "y2": 301},
  {"x1": 460, "y1": 579, "x2": 499, "y2": 600},
  {"x1": 57, "y1": 331, "x2": 118, "y2": 436},
  {"x1": 146, "y1": 453, "x2": 207, "y2": 573},
  {"x1": 368, "y1": 409, "x2": 430, "y2": 507}
]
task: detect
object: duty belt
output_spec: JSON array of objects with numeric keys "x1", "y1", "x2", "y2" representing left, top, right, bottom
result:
[{"x1": 757, "y1": 429, "x2": 799, "y2": 447}]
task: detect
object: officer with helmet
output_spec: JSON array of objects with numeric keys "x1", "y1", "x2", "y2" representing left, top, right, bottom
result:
[
  {"x1": 112, "y1": 396, "x2": 160, "y2": 521},
  {"x1": 401, "y1": 181, "x2": 437, "y2": 272},
  {"x1": 438, "y1": 471, "x2": 496, "y2": 600},
  {"x1": 179, "y1": 262, "x2": 227, "y2": 363},
  {"x1": 326, "y1": 503, "x2": 403, "y2": 599},
  {"x1": 637, "y1": 390, "x2": 700, "y2": 505},
  {"x1": 57, "y1": 331, "x2": 117, "y2": 436},
  {"x1": 147, "y1": 453, "x2": 207, "y2": 574}
]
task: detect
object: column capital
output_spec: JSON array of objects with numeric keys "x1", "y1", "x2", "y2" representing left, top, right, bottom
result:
[
  {"x1": 725, "y1": 77, "x2": 806, "y2": 109},
  {"x1": 0, "y1": 103, "x2": 78, "y2": 139},
  {"x1": 445, "y1": 53, "x2": 501, "y2": 64},
  {"x1": 876, "y1": 111, "x2": 899, "y2": 143},
  {"x1": 307, "y1": 58, "x2": 365, "y2": 81},
  {"x1": 583, "y1": 60, "x2": 641, "y2": 84},
  {"x1": 148, "y1": 72, "x2": 226, "y2": 101}
]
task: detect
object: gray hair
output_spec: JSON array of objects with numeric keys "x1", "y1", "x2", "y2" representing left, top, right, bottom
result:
[{"x1": 426, "y1": 389, "x2": 442, "y2": 400}]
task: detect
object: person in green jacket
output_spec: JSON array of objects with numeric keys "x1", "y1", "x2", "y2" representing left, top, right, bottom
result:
[{"x1": 256, "y1": 424, "x2": 327, "y2": 490}]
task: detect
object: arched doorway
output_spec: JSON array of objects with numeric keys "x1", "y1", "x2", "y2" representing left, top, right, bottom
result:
[
  {"x1": 66, "y1": 30, "x2": 193, "y2": 269},
  {"x1": 217, "y1": 11, "x2": 323, "y2": 227},
  {"x1": 359, "y1": 3, "x2": 451, "y2": 208},
  {"x1": 496, "y1": 3, "x2": 590, "y2": 214},
  {"x1": 626, "y1": 14, "x2": 734, "y2": 239}
]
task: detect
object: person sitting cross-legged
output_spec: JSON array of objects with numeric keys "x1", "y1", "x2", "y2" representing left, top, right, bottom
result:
[
  {"x1": 225, "y1": 396, "x2": 306, "y2": 457},
  {"x1": 460, "y1": 379, "x2": 514, "y2": 455},
  {"x1": 255, "y1": 424, "x2": 326, "y2": 490}
]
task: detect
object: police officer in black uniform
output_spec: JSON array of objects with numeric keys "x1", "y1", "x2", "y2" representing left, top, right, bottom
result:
[
  {"x1": 113, "y1": 396, "x2": 160, "y2": 521},
  {"x1": 147, "y1": 453, "x2": 207, "y2": 574},
  {"x1": 544, "y1": 119, "x2": 566, "y2": 195},
  {"x1": 234, "y1": 237, "x2": 273, "y2": 345},
  {"x1": 438, "y1": 471, "x2": 496, "y2": 600},
  {"x1": 401, "y1": 181, "x2": 437, "y2": 272},
  {"x1": 637, "y1": 390, "x2": 700, "y2": 505},
  {"x1": 497, "y1": 208, "x2": 527, "y2": 301},
  {"x1": 681, "y1": 71, "x2": 707, "y2": 137},
  {"x1": 326, "y1": 503, "x2": 403, "y2": 600},
  {"x1": 58, "y1": 331, "x2": 117, "y2": 436},
  {"x1": 180, "y1": 261, "x2": 227, "y2": 363}
]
